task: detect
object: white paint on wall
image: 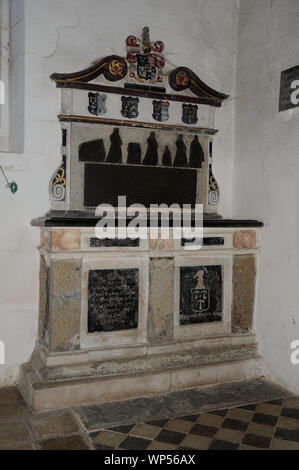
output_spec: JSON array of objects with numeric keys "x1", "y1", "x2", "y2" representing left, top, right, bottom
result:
[
  {"x1": 0, "y1": 305, "x2": 37, "y2": 384},
  {"x1": 234, "y1": 0, "x2": 299, "y2": 393}
]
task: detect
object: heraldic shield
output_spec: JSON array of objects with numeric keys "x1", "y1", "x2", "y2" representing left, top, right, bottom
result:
[
  {"x1": 121, "y1": 96, "x2": 139, "y2": 119},
  {"x1": 182, "y1": 103, "x2": 198, "y2": 125},
  {"x1": 137, "y1": 54, "x2": 156, "y2": 81},
  {"x1": 191, "y1": 285, "x2": 210, "y2": 313},
  {"x1": 180, "y1": 265, "x2": 222, "y2": 325},
  {"x1": 88, "y1": 92, "x2": 107, "y2": 116},
  {"x1": 152, "y1": 100, "x2": 169, "y2": 122}
]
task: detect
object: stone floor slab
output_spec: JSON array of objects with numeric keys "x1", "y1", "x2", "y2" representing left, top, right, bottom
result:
[
  {"x1": 74, "y1": 379, "x2": 289, "y2": 430},
  {"x1": 38, "y1": 434, "x2": 90, "y2": 450},
  {"x1": 0, "y1": 387, "x2": 23, "y2": 404},
  {"x1": 0, "y1": 401, "x2": 26, "y2": 423},
  {"x1": 0, "y1": 421, "x2": 31, "y2": 445},
  {"x1": 26, "y1": 409, "x2": 80, "y2": 440}
]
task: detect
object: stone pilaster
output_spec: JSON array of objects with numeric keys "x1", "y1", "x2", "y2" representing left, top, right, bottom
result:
[
  {"x1": 49, "y1": 259, "x2": 82, "y2": 351},
  {"x1": 232, "y1": 255, "x2": 256, "y2": 333},
  {"x1": 148, "y1": 257, "x2": 174, "y2": 344}
]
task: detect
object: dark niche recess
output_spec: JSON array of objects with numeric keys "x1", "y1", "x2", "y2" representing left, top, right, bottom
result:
[
  {"x1": 162, "y1": 145, "x2": 172, "y2": 166},
  {"x1": 127, "y1": 143, "x2": 142, "y2": 164}
]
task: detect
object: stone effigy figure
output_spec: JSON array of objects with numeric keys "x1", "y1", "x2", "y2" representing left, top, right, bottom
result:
[
  {"x1": 142, "y1": 132, "x2": 159, "y2": 166},
  {"x1": 106, "y1": 128, "x2": 122, "y2": 163},
  {"x1": 189, "y1": 135, "x2": 204, "y2": 168},
  {"x1": 173, "y1": 134, "x2": 187, "y2": 167}
]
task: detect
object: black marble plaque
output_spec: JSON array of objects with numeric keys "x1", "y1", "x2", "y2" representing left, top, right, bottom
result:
[
  {"x1": 84, "y1": 163, "x2": 197, "y2": 207},
  {"x1": 88, "y1": 269, "x2": 139, "y2": 332},
  {"x1": 202, "y1": 237, "x2": 224, "y2": 246},
  {"x1": 279, "y1": 65, "x2": 299, "y2": 111},
  {"x1": 181, "y1": 237, "x2": 224, "y2": 247},
  {"x1": 180, "y1": 265, "x2": 222, "y2": 325},
  {"x1": 89, "y1": 237, "x2": 140, "y2": 248}
]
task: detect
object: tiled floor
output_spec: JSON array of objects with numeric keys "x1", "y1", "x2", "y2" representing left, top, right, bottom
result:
[
  {"x1": 0, "y1": 380, "x2": 299, "y2": 450},
  {"x1": 92, "y1": 398, "x2": 299, "y2": 450}
]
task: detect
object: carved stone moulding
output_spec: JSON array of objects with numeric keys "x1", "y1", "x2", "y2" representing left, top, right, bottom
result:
[
  {"x1": 50, "y1": 28, "x2": 229, "y2": 109},
  {"x1": 51, "y1": 55, "x2": 128, "y2": 84}
]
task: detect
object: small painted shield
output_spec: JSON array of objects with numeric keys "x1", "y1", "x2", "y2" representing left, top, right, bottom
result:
[
  {"x1": 191, "y1": 287, "x2": 210, "y2": 313},
  {"x1": 121, "y1": 96, "x2": 139, "y2": 119},
  {"x1": 152, "y1": 100, "x2": 169, "y2": 122},
  {"x1": 182, "y1": 103, "x2": 198, "y2": 125},
  {"x1": 88, "y1": 92, "x2": 106, "y2": 116}
]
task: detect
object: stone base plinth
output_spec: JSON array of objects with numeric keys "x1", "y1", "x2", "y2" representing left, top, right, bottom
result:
[
  {"x1": 19, "y1": 343, "x2": 263, "y2": 411},
  {"x1": 21, "y1": 217, "x2": 263, "y2": 411}
]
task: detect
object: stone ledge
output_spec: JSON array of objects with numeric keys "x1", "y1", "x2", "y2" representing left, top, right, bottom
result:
[
  {"x1": 35, "y1": 343, "x2": 258, "y2": 382},
  {"x1": 19, "y1": 354, "x2": 264, "y2": 411},
  {"x1": 32, "y1": 213, "x2": 264, "y2": 228}
]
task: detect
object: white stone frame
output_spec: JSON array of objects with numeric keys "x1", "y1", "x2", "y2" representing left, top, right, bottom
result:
[
  {"x1": 80, "y1": 256, "x2": 149, "y2": 349},
  {"x1": 0, "y1": 0, "x2": 9, "y2": 151},
  {"x1": 174, "y1": 254, "x2": 232, "y2": 340}
]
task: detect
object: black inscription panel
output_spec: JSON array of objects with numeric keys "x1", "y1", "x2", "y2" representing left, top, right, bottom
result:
[
  {"x1": 90, "y1": 237, "x2": 140, "y2": 248},
  {"x1": 279, "y1": 65, "x2": 299, "y2": 111},
  {"x1": 181, "y1": 237, "x2": 224, "y2": 247},
  {"x1": 84, "y1": 163, "x2": 197, "y2": 207},
  {"x1": 88, "y1": 269, "x2": 139, "y2": 333},
  {"x1": 180, "y1": 265, "x2": 222, "y2": 325}
]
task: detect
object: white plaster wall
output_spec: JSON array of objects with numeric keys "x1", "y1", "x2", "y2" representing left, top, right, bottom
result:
[
  {"x1": 234, "y1": 0, "x2": 299, "y2": 392},
  {"x1": 0, "y1": 0, "x2": 239, "y2": 385}
]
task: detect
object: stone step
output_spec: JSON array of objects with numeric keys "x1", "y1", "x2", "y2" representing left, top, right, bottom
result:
[{"x1": 19, "y1": 353, "x2": 263, "y2": 411}]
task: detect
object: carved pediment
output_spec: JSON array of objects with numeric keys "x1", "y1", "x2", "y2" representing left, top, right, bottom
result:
[{"x1": 50, "y1": 27, "x2": 228, "y2": 107}]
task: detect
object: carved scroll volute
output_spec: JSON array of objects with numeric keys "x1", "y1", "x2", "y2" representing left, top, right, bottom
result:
[
  {"x1": 49, "y1": 155, "x2": 66, "y2": 203},
  {"x1": 208, "y1": 164, "x2": 219, "y2": 205}
]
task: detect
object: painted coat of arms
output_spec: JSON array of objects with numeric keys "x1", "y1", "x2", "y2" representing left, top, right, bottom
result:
[
  {"x1": 182, "y1": 103, "x2": 198, "y2": 125},
  {"x1": 88, "y1": 92, "x2": 107, "y2": 116},
  {"x1": 121, "y1": 96, "x2": 139, "y2": 119},
  {"x1": 152, "y1": 100, "x2": 169, "y2": 122},
  {"x1": 180, "y1": 265, "x2": 222, "y2": 325},
  {"x1": 126, "y1": 27, "x2": 165, "y2": 84},
  {"x1": 191, "y1": 268, "x2": 210, "y2": 313}
]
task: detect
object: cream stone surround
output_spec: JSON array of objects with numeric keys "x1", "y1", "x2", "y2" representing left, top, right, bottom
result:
[
  {"x1": 173, "y1": 254, "x2": 232, "y2": 340},
  {"x1": 38, "y1": 226, "x2": 261, "y2": 368},
  {"x1": 80, "y1": 256, "x2": 149, "y2": 349}
]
